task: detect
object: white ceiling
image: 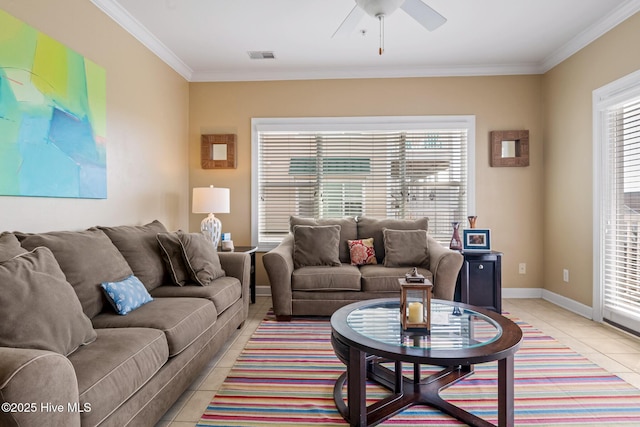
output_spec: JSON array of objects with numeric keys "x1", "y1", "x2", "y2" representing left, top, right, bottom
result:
[{"x1": 91, "y1": 0, "x2": 640, "y2": 82}]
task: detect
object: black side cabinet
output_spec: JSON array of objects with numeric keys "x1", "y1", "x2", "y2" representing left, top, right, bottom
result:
[{"x1": 454, "y1": 251, "x2": 502, "y2": 313}]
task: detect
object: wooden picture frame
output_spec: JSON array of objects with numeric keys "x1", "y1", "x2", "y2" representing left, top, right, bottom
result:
[
  {"x1": 490, "y1": 130, "x2": 529, "y2": 167},
  {"x1": 201, "y1": 134, "x2": 237, "y2": 169}
]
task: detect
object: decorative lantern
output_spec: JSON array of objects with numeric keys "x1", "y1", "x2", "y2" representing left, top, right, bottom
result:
[{"x1": 400, "y1": 279, "x2": 433, "y2": 333}]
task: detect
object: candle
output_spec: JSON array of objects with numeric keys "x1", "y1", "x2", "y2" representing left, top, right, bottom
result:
[{"x1": 408, "y1": 302, "x2": 424, "y2": 323}]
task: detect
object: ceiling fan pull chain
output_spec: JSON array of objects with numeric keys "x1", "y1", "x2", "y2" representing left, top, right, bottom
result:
[{"x1": 378, "y1": 14, "x2": 385, "y2": 55}]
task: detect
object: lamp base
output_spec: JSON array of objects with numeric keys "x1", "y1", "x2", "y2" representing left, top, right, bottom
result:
[{"x1": 201, "y1": 213, "x2": 222, "y2": 250}]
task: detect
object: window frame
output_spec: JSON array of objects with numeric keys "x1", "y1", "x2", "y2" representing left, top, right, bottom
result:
[
  {"x1": 593, "y1": 69, "x2": 640, "y2": 329},
  {"x1": 251, "y1": 115, "x2": 476, "y2": 250}
]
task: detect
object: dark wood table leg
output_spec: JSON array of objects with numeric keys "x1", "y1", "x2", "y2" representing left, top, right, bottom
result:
[
  {"x1": 348, "y1": 346, "x2": 367, "y2": 426},
  {"x1": 395, "y1": 361, "x2": 403, "y2": 393},
  {"x1": 498, "y1": 356, "x2": 515, "y2": 427},
  {"x1": 336, "y1": 359, "x2": 513, "y2": 427},
  {"x1": 249, "y1": 251, "x2": 256, "y2": 303}
]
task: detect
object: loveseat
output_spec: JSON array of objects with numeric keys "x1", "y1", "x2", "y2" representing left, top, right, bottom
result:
[
  {"x1": 0, "y1": 220, "x2": 250, "y2": 427},
  {"x1": 264, "y1": 216, "x2": 463, "y2": 320}
]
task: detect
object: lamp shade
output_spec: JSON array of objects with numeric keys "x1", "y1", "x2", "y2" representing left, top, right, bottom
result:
[{"x1": 192, "y1": 186, "x2": 230, "y2": 214}]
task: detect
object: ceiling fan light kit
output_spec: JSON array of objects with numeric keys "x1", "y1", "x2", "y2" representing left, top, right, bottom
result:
[
  {"x1": 334, "y1": 0, "x2": 447, "y2": 55},
  {"x1": 356, "y1": 0, "x2": 405, "y2": 17}
]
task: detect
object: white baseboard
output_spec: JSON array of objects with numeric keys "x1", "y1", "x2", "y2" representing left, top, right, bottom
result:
[
  {"x1": 256, "y1": 285, "x2": 271, "y2": 297},
  {"x1": 541, "y1": 289, "x2": 594, "y2": 320},
  {"x1": 503, "y1": 287, "x2": 594, "y2": 320},
  {"x1": 502, "y1": 287, "x2": 543, "y2": 298}
]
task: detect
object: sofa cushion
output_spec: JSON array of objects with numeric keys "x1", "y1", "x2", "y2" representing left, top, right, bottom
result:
[
  {"x1": 0, "y1": 232, "x2": 26, "y2": 262},
  {"x1": 0, "y1": 247, "x2": 97, "y2": 355},
  {"x1": 292, "y1": 264, "x2": 361, "y2": 291},
  {"x1": 348, "y1": 238, "x2": 377, "y2": 266},
  {"x1": 101, "y1": 275, "x2": 154, "y2": 315},
  {"x1": 360, "y1": 264, "x2": 433, "y2": 292},
  {"x1": 91, "y1": 297, "x2": 217, "y2": 357},
  {"x1": 293, "y1": 225, "x2": 342, "y2": 269},
  {"x1": 98, "y1": 220, "x2": 168, "y2": 291},
  {"x1": 68, "y1": 327, "x2": 168, "y2": 427},
  {"x1": 290, "y1": 216, "x2": 357, "y2": 263},
  {"x1": 383, "y1": 228, "x2": 430, "y2": 269},
  {"x1": 16, "y1": 228, "x2": 133, "y2": 318},
  {"x1": 177, "y1": 231, "x2": 226, "y2": 285},
  {"x1": 356, "y1": 217, "x2": 429, "y2": 264},
  {"x1": 150, "y1": 276, "x2": 241, "y2": 315}
]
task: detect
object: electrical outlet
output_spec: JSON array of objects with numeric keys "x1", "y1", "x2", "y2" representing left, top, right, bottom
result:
[
  {"x1": 518, "y1": 263, "x2": 526, "y2": 274},
  {"x1": 563, "y1": 269, "x2": 569, "y2": 283}
]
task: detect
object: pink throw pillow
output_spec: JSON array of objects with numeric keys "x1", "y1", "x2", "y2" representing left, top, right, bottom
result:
[{"x1": 348, "y1": 238, "x2": 377, "y2": 266}]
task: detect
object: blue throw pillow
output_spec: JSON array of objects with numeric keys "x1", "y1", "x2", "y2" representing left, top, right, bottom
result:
[{"x1": 101, "y1": 275, "x2": 153, "y2": 315}]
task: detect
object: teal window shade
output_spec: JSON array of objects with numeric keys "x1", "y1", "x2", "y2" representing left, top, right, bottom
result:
[{"x1": 289, "y1": 157, "x2": 371, "y2": 175}]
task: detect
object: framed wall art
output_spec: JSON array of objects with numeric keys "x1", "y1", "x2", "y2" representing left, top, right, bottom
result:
[
  {"x1": 0, "y1": 9, "x2": 107, "y2": 198},
  {"x1": 490, "y1": 130, "x2": 529, "y2": 167},
  {"x1": 201, "y1": 134, "x2": 237, "y2": 169}
]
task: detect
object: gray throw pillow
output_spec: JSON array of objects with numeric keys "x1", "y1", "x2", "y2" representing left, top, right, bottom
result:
[
  {"x1": 16, "y1": 228, "x2": 134, "y2": 318},
  {"x1": 290, "y1": 216, "x2": 357, "y2": 264},
  {"x1": 382, "y1": 228, "x2": 430, "y2": 269},
  {"x1": 0, "y1": 247, "x2": 97, "y2": 355},
  {"x1": 357, "y1": 217, "x2": 429, "y2": 264},
  {"x1": 177, "y1": 231, "x2": 226, "y2": 286},
  {"x1": 99, "y1": 220, "x2": 168, "y2": 291},
  {"x1": 0, "y1": 232, "x2": 27, "y2": 262},
  {"x1": 293, "y1": 225, "x2": 342, "y2": 269},
  {"x1": 157, "y1": 232, "x2": 190, "y2": 286}
]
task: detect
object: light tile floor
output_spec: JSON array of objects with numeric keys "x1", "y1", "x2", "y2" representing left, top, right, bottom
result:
[{"x1": 156, "y1": 297, "x2": 640, "y2": 426}]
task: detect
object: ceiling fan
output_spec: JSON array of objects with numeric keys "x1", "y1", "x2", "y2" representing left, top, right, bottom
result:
[{"x1": 333, "y1": 0, "x2": 447, "y2": 54}]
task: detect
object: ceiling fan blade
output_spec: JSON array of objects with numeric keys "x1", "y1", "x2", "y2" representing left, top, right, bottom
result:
[
  {"x1": 332, "y1": 5, "x2": 366, "y2": 38},
  {"x1": 400, "y1": 0, "x2": 447, "y2": 31}
]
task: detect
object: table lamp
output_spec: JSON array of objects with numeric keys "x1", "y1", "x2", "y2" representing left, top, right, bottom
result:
[{"x1": 192, "y1": 186, "x2": 230, "y2": 249}]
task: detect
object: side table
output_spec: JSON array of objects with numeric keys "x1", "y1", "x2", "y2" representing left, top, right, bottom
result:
[
  {"x1": 454, "y1": 251, "x2": 502, "y2": 313},
  {"x1": 222, "y1": 246, "x2": 257, "y2": 304}
]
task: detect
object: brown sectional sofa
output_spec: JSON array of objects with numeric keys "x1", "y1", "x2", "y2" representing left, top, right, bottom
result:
[
  {"x1": 264, "y1": 216, "x2": 463, "y2": 320},
  {"x1": 0, "y1": 221, "x2": 250, "y2": 427}
]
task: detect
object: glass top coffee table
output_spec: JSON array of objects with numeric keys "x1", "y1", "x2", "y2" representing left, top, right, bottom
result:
[{"x1": 330, "y1": 298, "x2": 523, "y2": 427}]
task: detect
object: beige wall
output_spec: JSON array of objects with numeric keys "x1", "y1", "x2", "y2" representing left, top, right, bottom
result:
[
  {"x1": 10, "y1": 1, "x2": 635, "y2": 306},
  {"x1": 0, "y1": 0, "x2": 190, "y2": 232},
  {"x1": 189, "y1": 76, "x2": 545, "y2": 287},
  {"x1": 543, "y1": 12, "x2": 640, "y2": 306}
]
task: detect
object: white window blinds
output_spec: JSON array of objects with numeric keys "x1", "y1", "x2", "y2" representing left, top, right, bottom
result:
[
  {"x1": 252, "y1": 116, "x2": 474, "y2": 249},
  {"x1": 602, "y1": 95, "x2": 640, "y2": 333}
]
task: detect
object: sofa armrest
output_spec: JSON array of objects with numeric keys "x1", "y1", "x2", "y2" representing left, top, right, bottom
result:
[
  {"x1": 0, "y1": 347, "x2": 81, "y2": 427},
  {"x1": 218, "y1": 251, "x2": 251, "y2": 318},
  {"x1": 262, "y1": 234, "x2": 295, "y2": 319},
  {"x1": 428, "y1": 236, "x2": 464, "y2": 300}
]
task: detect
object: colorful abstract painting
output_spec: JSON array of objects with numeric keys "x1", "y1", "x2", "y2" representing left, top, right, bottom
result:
[{"x1": 0, "y1": 9, "x2": 106, "y2": 199}]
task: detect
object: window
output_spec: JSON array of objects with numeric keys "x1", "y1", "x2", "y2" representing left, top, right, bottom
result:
[
  {"x1": 252, "y1": 116, "x2": 475, "y2": 250},
  {"x1": 594, "y1": 70, "x2": 640, "y2": 334}
]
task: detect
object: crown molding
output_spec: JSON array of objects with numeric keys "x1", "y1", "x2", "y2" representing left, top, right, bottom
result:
[
  {"x1": 541, "y1": 0, "x2": 640, "y2": 73},
  {"x1": 90, "y1": 0, "x2": 193, "y2": 81},
  {"x1": 190, "y1": 63, "x2": 542, "y2": 83}
]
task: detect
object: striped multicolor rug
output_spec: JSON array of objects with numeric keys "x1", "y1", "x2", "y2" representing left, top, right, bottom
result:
[{"x1": 198, "y1": 312, "x2": 640, "y2": 426}]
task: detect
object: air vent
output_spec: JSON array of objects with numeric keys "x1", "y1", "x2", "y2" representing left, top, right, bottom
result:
[{"x1": 248, "y1": 51, "x2": 276, "y2": 60}]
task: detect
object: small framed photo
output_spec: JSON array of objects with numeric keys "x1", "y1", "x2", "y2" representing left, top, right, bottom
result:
[{"x1": 463, "y1": 229, "x2": 491, "y2": 251}]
